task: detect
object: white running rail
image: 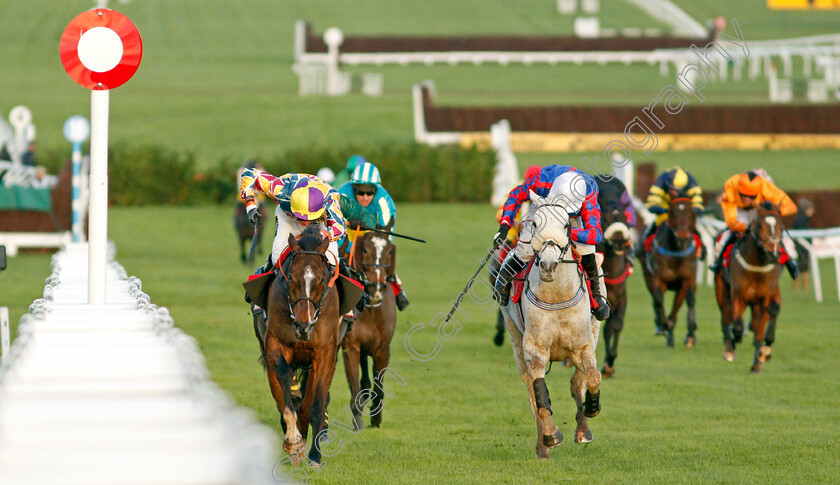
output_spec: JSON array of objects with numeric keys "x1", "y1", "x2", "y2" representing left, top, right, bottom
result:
[{"x1": 0, "y1": 242, "x2": 288, "y2": 484}]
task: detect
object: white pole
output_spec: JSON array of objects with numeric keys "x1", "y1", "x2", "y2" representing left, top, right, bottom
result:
[
  {"x1": 1, "y1": 307, "x2": 8, "y2": 364},
  {"x1": 88, "y1": 90, "x2": 110, "y2": 305}
]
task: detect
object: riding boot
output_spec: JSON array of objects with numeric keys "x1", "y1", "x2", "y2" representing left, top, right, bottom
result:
[
  {"x1": 709, "y1": 232, "x2": 737, "y2": 273},
  {"x1": 245, "y1": 256, "x2": 274, "y2": 304},
  {"x1": 395, "y1": 289, "x2": 410, "y2": 311},
  {"x1": 494, "y1": 253, "x2": 527, "y2": 306},
  {"x1": 581, "y1": 253, "x2": 610, "y2": 321},
  {"x1": 784, "y1": 258, "x2": 800, "y2": 280}
]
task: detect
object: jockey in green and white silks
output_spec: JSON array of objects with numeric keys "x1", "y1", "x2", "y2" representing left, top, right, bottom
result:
[{"x1": 337, "y1": 161, "x2": 409, "y2": 311}]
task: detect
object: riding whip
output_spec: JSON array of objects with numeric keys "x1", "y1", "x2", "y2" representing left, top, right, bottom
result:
[
  {"x1": 442, "y1": 237, "x2": 505, "y2": 324},
  {"x1": 247, "y1": 220, "x2": 260, "y2": 263},
  {"x1": 356, "y1": 225, "x2": 426, "y2": 243}
]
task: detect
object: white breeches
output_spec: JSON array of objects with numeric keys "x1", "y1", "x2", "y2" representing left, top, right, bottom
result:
[{"x1": 271, "y1": 207, "x2": 339, "y2": 268}]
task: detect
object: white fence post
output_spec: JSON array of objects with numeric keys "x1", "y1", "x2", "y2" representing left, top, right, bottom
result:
[{"x1": 1, "y1": 307, "x2": 8, "y2": 364}]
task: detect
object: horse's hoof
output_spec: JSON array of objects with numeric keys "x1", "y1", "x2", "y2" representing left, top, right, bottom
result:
[
  {"x1": 654, "y1": 327, "x2": 666, "y2": 336},
  {"x1": 666, "y1": 334, "x2": 675, "y2": 348},
  {"x1": 536, "y1": 446, "x2": 550, "y2": 460},
  {"x1": 284, "y1": 440, "x2": 306, "y2": 465},
  {"x1": 601, "y1": 364, "x2": 615, "y2": 378},
  {"x1": 751, "y1": 365, "x2": 763, "y2": 374},
  {"x1": 493, "y1": 331, "x2": 504, "y2": 347},
  {"x1": 723, "y1": 351, "x2": 735, "y2": 362},
  {"x1": 684, "y1": 336, "x2": 695, "y2": 348},
  {"x1": 309, "y1": 460, "x2": 323, "y2": 470},
  {"x1": 759, "y1": 345, "x2": 772, "y2": 362},
  {"x1": 543, "y1": 429, "x2": 564, "y2": 448},
  {"x1": 575, "y1": 429, "x2": 594, "y2": 443}
]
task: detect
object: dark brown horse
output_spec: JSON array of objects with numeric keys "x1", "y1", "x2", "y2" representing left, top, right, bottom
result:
[
  {"x1": 715, "y1": 202, "x2": 783, "y2": 373},
  {"x1": 253, "y1": 225, "x2": 342, "y2": 466},
  {"x1": 234, "y1": 202, "x2": 266, "y2": 263},
  {"x1": 640, "y1": 196, "x2": 699, "y2": 348},
  {"x1": 341, "y1": 220, "x2": 398, "y2": 429},
  {"x1": 596, "y1": 201, "x2": 633, "y2": 377}
]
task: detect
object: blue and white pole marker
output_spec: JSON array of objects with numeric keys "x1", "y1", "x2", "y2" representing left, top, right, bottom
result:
[{"x1": 63, "y1": 115, "x2": 91, "y2": 242}]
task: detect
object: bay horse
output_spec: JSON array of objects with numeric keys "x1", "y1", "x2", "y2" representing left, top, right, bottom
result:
[
  {"x1": 596, "y1": 201, "x2": 633, "y2": 378},
  {"x1": 253, "y1": 224, "x2": 342, "y2": 467},
  {"x1": 341, "y1": 219, "x2": 398, "y2": 429},
  {"x1": 640, "y1": 195, "x2": 699, "y2": 348},
  {"x1": 714, "y1": 202, "x2": 784, "y2": 373},
  {"x1": 499, "y1": 192, "x2": 601, "y2": 460},
  {"x1": 234, "y1": 202, "x2": 266, "y2": 263}
]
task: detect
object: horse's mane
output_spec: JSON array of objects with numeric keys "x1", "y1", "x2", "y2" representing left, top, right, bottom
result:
[{"x1": 298, "y1": 224, "x2": 324, "y2": 251}]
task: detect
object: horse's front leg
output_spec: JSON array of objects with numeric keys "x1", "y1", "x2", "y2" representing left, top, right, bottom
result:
[
  {"x1": 266, "y1": 340, "x2": 304, "y2": 464},
  {"x1": 601, "y1": 317, "x2": 616, "y2": 377},
  {"x1": 521, "y1": 334, "x2": 560, "y2": 460},
  {"x1": 683, "y1": 283, "x2": 698, "y2": 347},
  {"x1": 369, "y1": 349, "x2": 392, "y2": 428},
  {"x1": 666, "y1": 285, "x2": 688, "y2": 348},
  {"x1": 651, "y1": 283, "x2": 668, "y2": 336},
  {"x1": 726, "y1": 296, "x2": 748, "y2": 361},
  {"x1": 569, "y1": 342, "x2": 600, "y2": 444},
  {"x1": 341, "y1": 342, "x2": 364, "y2": 431},
  {"x1": 765, "y1": 290, "x2": 781, "y2": 348},
  {"x1": 750, "y1": 301, "x2": 772, "y2": 374},
  {"x1": 308, "y1": 353, "x2": 339, "y2": 467}
]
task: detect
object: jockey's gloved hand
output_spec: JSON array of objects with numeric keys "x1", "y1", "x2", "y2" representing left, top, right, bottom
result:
[
  {"x1": 247, "y1": 207, "x2": 262, "y2": 226},
  {"x1": 495, "y1": 223, "x2": 510, "y2": 248}
]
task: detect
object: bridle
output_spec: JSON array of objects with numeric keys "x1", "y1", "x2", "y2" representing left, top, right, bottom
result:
[
  {"x1": 280, "y1": 250, "x2": 334, "y2": 324},
  {"x1": 747, "y1": 208, "x2": 782, "y2": 258},
  {"x1": 356, "y1": 233, "x2": 393, "y2": 307}
]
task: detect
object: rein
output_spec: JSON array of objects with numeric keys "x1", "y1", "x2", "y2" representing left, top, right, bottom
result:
[
  {"x1": 525, "y1": 239, "x2": 586, "y2": 312},
  {"x1": 282, "y1": 249, "x2": 335, "y2": 323}
]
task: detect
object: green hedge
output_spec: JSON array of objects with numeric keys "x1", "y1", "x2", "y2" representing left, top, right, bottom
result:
[{"x1": 38, "y1": 141, "x2": 496, "y2": 205}]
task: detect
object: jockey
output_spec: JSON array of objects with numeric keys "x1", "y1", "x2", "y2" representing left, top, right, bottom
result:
[
  {"x1": 337, "y1": 161, "x2": 409, "y2": 311},
  {"x1": 240, "y1": 168, "x2": 345, "y2": 275},
  {"x1": 495, "y1": 165, "x2": 542, "y2": 247},
  {"x1": 709, "y1": 170, "x2": 799, "y2": 278},
  {"x1": 494, "y1": 165, "x2": 610, "y2": 321},
  {"x1": 643, "y1": 166, "x2": 705, "y2": 258},
  {"x1": 333, "y1": 154, "x2": 366, "y2": 188}
]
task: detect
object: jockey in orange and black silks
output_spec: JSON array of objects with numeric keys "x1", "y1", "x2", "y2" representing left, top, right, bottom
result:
[{"x1": 493, "y1": 164, "x2": 610, "y2": 321}]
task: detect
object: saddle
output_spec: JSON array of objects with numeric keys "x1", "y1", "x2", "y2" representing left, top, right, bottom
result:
[{"x1": 242, "y1": 249, "x2": 365, "y2": 316}]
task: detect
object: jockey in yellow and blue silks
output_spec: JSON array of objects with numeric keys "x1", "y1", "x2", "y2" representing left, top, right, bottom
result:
[
  {"x1": 494, "y1": 164, "x2": 610, "y2": 321},
  {"x1": 240, "y1": 168, "x2": 346, "y2": 274},
  {"x1": 643, "y1": 166, "x2": 705, "y2": 258},
  {"x1": 336, "y1": 161, "x2": 409, "y2": 311}
]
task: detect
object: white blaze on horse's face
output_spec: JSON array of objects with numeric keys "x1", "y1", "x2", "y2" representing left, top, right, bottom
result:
[
  {"x1": 529, "y1": 193, "x2": 571, "y2": 253},
  {"x1": 371, "y1": 236, "x2": 387, "y2": 300},
  {"x1": 303, "y1": 266, "x2": 316, "y2": 321},
  {"x1": 764, "y1": 215, "x2": 780, "y2": 254}
]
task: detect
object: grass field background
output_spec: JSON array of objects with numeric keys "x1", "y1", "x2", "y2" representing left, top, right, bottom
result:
[
  {"x1": 2, "y1": 204, "x2": 839, "y2": 483},
  {"x1": 2, "y1": 1, "x2": 840, "y2": 482},
  {"x1": 1, "y1": 1, "x2": 840, "y2": 167}
]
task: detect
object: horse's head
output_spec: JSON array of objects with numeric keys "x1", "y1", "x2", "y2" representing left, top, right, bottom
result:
[
  {"x1": 601, "y1": 203, "x2": 631, "y2": 253},
  {"x1": 354, "y1": 218, "x2": 395, "y2": 306},
  {"x1": 285, "y1": 225, "x2": 333, "y2": 341},
  {"x1": 750, "y1": 202, "x2": 783, "y2": 257},
  {"x1": 666, "y1": 193, "x2": 696, "y2": 241},
  {"x1": 529, "y1": 191, "x2": 572, "y2": 282}
]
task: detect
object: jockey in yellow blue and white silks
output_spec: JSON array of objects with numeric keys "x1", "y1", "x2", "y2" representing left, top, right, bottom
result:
[
  {"x1": 240, "y1": 168, "x2": 346, "y2": 271},
  {"x1": 494, "y1": 164, "x2": 610, "y2": 321}
]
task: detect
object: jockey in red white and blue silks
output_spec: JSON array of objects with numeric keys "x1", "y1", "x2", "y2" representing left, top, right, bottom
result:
[
  {"x1": 500, "y1": 165, "x2": 603, "y2": 260},
  {"x1": 494, "y1": 164, "x2": 610, "y2": 320},
  {"x1": 240, "y1": 168, "x2": 346, "y2": 270}
]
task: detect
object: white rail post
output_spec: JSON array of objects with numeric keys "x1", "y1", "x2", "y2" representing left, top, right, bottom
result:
[
  {"x1": 1, "y1": 307, "x2": 8, "y2": 364},
  {"x1": 88, "y1": 90, "x2": 110, "y2": 304}
]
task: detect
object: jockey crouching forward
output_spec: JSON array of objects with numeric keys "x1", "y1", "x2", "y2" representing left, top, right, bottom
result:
[
  {"x1": 643, "y1": 166, "x2": 706, "y2": 259},
  {"x1": 337, "y1": 161, "x2": 410, "y2": 311},
  {"x1": 494, "y1": 165, "x2": 610, "y2": 321},
  {"x1": 240, "y1": 169, "x2": 345, "y2": 274},
  {"x1": 709, "y1": 170, "x2": 799, "y2": 279}
]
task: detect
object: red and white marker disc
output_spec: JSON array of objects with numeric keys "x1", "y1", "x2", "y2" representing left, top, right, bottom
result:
[{"x1": 59, "y1": 9, "x2": 142, "y2": 90}]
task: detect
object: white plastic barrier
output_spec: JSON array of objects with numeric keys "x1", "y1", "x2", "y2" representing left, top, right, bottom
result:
[{"x1": 0, "y1": 242, "x2": 288, "y2": 484}]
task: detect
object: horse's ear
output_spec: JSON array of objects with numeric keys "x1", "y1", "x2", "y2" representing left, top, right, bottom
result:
[
  {"x1": 339, "y1": 238, "x2": 349, "y2": 256},
  {"x1": 385, "y1": 216, "x2": 394, "y2": 231},
  {"x1": 529, "y1": 190, "x2": 540, "y2": 204},
  {"x1": 288, "y1": 233, "x2": 297, "y2": 249},
  {"x1": 318, "y1": 234, "x2": 329, "y2": 254}
]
